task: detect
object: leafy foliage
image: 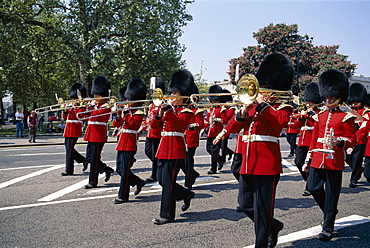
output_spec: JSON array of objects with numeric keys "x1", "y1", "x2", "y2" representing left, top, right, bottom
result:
[
  {"x1": 228, "y1": 23, "x2": 356, "y2": 99},
  {"x1": 0, "y1": 0, "x2": 193, "y2": 109}
]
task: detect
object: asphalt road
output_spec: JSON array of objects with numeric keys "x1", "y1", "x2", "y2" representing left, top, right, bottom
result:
[{"x1": 0, "y1": 138, "x2": 369, "y2": 248}]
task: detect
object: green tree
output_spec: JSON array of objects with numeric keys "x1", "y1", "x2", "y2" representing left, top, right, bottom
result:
[
  {"x1": 193, "y1": 61, "x2": 209, "y2": 93},
  {"x1": 228, "y1": 23, "x2": 356, "y2": 99},
  {"x1": 0, "y1": 0, "x2": 193, "y2": 112}
]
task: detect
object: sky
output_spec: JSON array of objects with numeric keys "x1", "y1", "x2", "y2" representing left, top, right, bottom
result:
[{"x1": 179, "y1": 0, "x2": 370, "y2": 83}]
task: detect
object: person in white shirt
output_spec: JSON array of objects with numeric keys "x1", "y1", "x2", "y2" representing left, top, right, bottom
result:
[{"x1": 15, "y1": 108, "x2": 24, "y2": 138}]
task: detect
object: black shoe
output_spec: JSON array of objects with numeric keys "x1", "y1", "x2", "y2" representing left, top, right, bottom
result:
[
  {"x1": 185, "y1": 186, "x2": 192, "y2": 190},
  {"x1": 228, "y1": 153, "x2": 233, "y2": 161},
  {"x1": 134, "y1": 181, "x2": 146, "y2": 196},
  {"x1": 181, "y1": 191, "x2": 195, "y2": 212},
  {"x1": 153, "y1": 217, "x2": 172, "y2": 225},
  {"x1": 145, "y1": 177, "x2": 157, "y2": 183},
  {"x1": 29, "y1": 140, "x2": 32, "y2": 143},
  {"x1": 236, "y1": 206, "x2": 243, "y2": 212},
  {"x1": 191, "y1": 172, "x2": 200, "y2": 185},
  {"x1": 105, "y1": 168, "x2": 114, "y2": 182},
  {"x1": 61, "y1": 172, "x2": 73, "y2": 176},
  {"x1": 114, "y1": 198, "x2": 128, "y2": 204},
  {"x1": 349, "y1": 182, "x2": 357, "y2": 188},
  {"x1": 82, "y1": 161, "x2": 89, "y2": 172},
  {"x1": 302, "y1": 190, "x2": 311, "y2": 196},
  {"x1": 268, "y1": 221, "x2": 284, "y2": 248},
  {"x1": 218, "y1": 162, "x2": 224, "y2": 170},
  {"x1": 318, "y1": 230, "x2": 332, "y2": 241},
  {"x1": 85, "y1": 184, "x2": 97, "y2": 189},
  {"x1": 33, "y1": 140, "x2": 36, "y2": 143},
  {"x1": 207, "y1": 170, "x2": 216, "y2": 175},
  {"x1": 288, "y1": 153, "x2": 294, "y2": 157}
]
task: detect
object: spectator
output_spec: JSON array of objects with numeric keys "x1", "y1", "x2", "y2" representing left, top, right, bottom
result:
[
  {"x1": 38, "y1": 115, "x2": 45, "y2": 131},
  {"x1": 47, "y1": 121, "x2": 56, "y2": 133},
  {"x1": 15, "y1": 108, "x2": 24, "y2": 138},
  {"x1": 28, "y1": 110, "x2": 37, "y2": 143},
  {"x1": 58, "y1": 120, "x2": 66, "y2": 133},
  {"x1": 23, "y1": 108, "x2": 30, "y2": 130}
]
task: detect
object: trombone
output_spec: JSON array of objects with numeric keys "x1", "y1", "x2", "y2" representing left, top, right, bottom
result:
[
  {"x1": 151, "y1": 88, "x2": 190, "y2": 106},
  {"x1": 34, "y1": 97, "x2": 85, "y2": 114}
]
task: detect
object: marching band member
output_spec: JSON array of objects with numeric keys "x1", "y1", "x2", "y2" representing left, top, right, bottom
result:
[
  {"x1": 303, "y1": 69, "x2": 357, "y2": 241},
  {"x1": 184, "y1": 85, "x2": 204, "y2": 190},
  {"x1": 141, "y1": 77, "x2": 166, "y2": 183},
  {"x1": 356, "y1": 112, "x2": 370, "y2": 183},
  {"x1": 204, "y1": 85, "x2": 228, "y2": 174},
  {"x1": 113, "y1": 79, "x2": 146, "y2": 204},
  {"x1": 151, "y1": 69, "x2": 197, "y2": 225},
  {"x1": 61, "y1": 83, "x2": 88, "y2": 176},
  {"x1": 219, "y1": 54, "x2": 294, "y2": 248},
  {"x1": 84, "y1": 76, "x2": 114, "y2": 189},
  {"x1": 292, "y1": 83, "x2": 322, "y2": 196},
  {"x1": 219, "y1": 89, "x2": 236, "y2": 166},
  {"x1": 345, "y1": 83, "x2": 370, "y2": 188},
  {"x1": 285, "y1": 108, "x2": 299, "y2": 157}
]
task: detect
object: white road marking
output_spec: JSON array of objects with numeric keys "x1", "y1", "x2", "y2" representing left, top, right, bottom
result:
[
  {"x1": 282, "y1": 159, "x2": 299, "y2": 171},
  {"x1": 0, "y1": 164, "x2": 64, "y2": 171},
  {"x1": 244, "y1": 215, "x2": 370, "y2": 248},
  {"x1": 0, "y1": 165, "x2": 63, "y2": 189}
]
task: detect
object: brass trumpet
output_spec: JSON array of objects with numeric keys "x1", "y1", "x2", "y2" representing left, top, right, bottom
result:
[{"x1": 152, "y1": 88, "x2": 190, "y2": 106}]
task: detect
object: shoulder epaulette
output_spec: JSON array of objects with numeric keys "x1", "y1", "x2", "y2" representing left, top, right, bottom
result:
[
  {"x1": 343, "y1": 112, "x2": 357, "y2": 122},
  {"x1": 363, "y1": 114, "x2": 369, "y2": 121},
  {"x1": 220, "y1": 106, "x2": 227, "y2": 112},
  {"x1": 134, "y1": 110, "x2": 145, "y2": 115},
  {"x1": 362, "y1": 108, "x2": 370, "y2": 115},
  {"x1": 195, "y1": 109, "x2": 204, "y2": 115},
  {"x1": 276, "y1": 104, "x2": 292, "y2": 111},
  {"x1": 180, "y1": 108, "x2": 193, "y2": 114}
]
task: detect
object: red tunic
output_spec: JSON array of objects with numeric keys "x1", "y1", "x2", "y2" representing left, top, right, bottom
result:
[
  {"x1": 83, "y1": 102, "x2": 111, "y2": 142},
  {"x1": 227, "y1": 103, "x2": 292, "y2": 175},
  {"x1": 63, "y1": 107, "x2": 86, "y2": 138},
  {"x1": 356, "y1": 118, "x2": 370, "y2": 156},
  {"x1": 153, "y1": 107, "x2": 193, "y2": 160},
  {"x1": 114, "y1": 109, "x2": 144, "y2": 151},
  {"x1": 27, "y1": 115, "x2": 37, "y2": 126},
  {"x1": 205, "y1": 106, "x2": 228, "y2": 137},
  {"x1": 355, "y1": 108, "x2": 370, "y2": 144},
  {"x1": 309, "y1": 108, "x2": 357, "y2": 170},
  {"x1": 292, "y1": 110, "x2": 320, "y2": 147},
  {"x1": 143, "y1": 103, "x2": 163, "y2": 138},
  {"x1": 286, "y1": 113, "x2": 300, "y2": 134},
  {"x1": 185, "y1": 107, "x2": 204, "y2": 148}
]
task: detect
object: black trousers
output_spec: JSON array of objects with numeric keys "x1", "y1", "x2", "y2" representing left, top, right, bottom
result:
[
  {"x1": 158, "y1": 159, "x2": 193, "y2": 220},
  {"x1": 65, "y1": 137, "x2": 86, "y2": 174},
  {"x1": 206, "y1": 137, "x2": 221, "y2": 172},
  {"x1": 286, "y1": 133, "x2": 297, "y2": 155},
  {"x1": 307, "y1": 167, "x2": 342, "y2": 232},
  {"x1": 185, "y1": 147, "x2": 199, "y2": 188},
  {"x1": 86, "y1": 142, "x2": 111, "y2": 186},
  {"x1": 239, "y1": 174, "x2": 282, "y2": 248},
  {"x1": 294, "y1": 146, "x2": 309, "y2": 181},
  {"x1": 364, "y1": 157, "x2": 370, "y2": 183},
  {"x1": 219, "y1": 135, "x2": 234, "y2": 164},
  {"x1": 346, "y1": 144, "x2": 366, "y2": 183},
  {"x1": 116, "y1": 150, "x2": 144, "y2": 200},
  {"x1": 145, "y1": 137, "x2": 161, "y2": 180},
  {"x1": 230, "y1": 153, "x2": 242, "y2": 180}
]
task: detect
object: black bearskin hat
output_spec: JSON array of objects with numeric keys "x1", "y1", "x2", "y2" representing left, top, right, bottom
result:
[
  {"x1": 255, "y1": 53, "x2": 294, "y2": 91},
  {"x1": 208, "y1": 85, "x2": 223, "y2": 102},
  {"x1": 221, "y1": 89, "x2": 233, "y2": 103},
  {"x1": 168, "y1": 69, "x2": 196, "y2": 96},
  {"x1": 347, "y1": 83, "x2": 367, "y2": 106},
  {"x1": 319, "y1": 69, "x2": 349, "y2": 102},
  {"x1": 124, "y1": 78, "x2": 147, "y2": 100},
  {"x1": 91, "y1": 75, "x2": 111, "y2": 97},
  {"x1": 304, "y1": 83, "x2": 321, "y2": 104},
  {"x1": 118, "y1": 86, "x2": 127, "y2": 101},
  {"x1": 70, "y1": 83, "x2": 87, "y2": 99},
  {"x1": 154, "y1": 77, "x2": 165, "y2": 94}
]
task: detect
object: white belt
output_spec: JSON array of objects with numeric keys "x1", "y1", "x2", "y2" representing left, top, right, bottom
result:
[
  {"x1": 88, "y1": 121, "x2": 107, "y2": 126},
  {"x1": 242, "y1": 134, "x2": 278, "y2": 143},
  {"x1": 318, "y1": 137, "x2": 349, "y2": 143},
  {"x1": 301, "y1": 126, "x2": 314, "y2": 131},
  {"x1": 288, "y1": 122, "x2": 294, "y2": 125},
  {"x1": 120, "y1": 129, "x2": 138, "y2": 134},
  {"x1": 161, "y1": 131, "x2": 184, "y2": 137},
  {"x1": 67, "y1": 120, "x2": 83, "y2": 124}
]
